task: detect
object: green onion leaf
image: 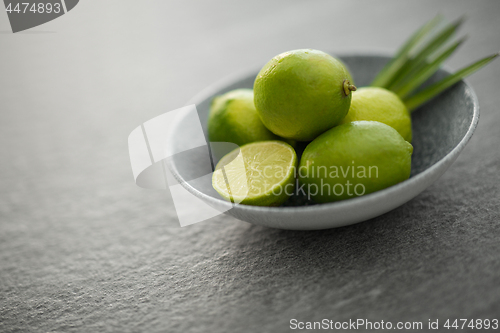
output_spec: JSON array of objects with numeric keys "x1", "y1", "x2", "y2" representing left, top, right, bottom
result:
[
  {"x1": 370, "y1": 14, "x2": 444, "y2": 88},
  {"x1": 404, "y1": 53, "x2": 499, "y2": 111},
  {"x1": 395, "y1": 37, "x2": 466, "y2": 99},
  {"x1": 386, "y1": 17, "x2": 465, "y2": 90}
]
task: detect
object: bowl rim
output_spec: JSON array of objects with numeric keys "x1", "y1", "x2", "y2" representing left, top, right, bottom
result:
[{"x1": 170, "y1": 53, "x2": 480, "y2": 213}]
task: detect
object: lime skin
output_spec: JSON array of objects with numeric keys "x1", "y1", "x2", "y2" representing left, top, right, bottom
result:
[
  {"x1": 254, "y1": 49, "x2": 354, "y2": 142},
  {"x1": 298, "y1": 121, "x2": 413, "y2": 203},
  {"x1": 337, "y1": 58, "x2": 355, "y2": 85},
  {"x1": 341, "y1": 87, "x2": 412, "y2": 142},
  {"x1": 208, "y1": 89, "x2": 279, "y2": 146}
]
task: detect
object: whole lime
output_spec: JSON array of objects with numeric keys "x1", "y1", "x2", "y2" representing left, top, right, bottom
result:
[
  {"x1": 254, "y1": 49, "x2": 356, "y2": 142},
  {"x1": 340, "y1": 87, "x2": 412, "y2": 142},
  {"x1": 208, "y1": 89, "x2": 279, "y2": 146},
  {"x1": 298, "y1": 121, "x2": 413, "y2": 203}
]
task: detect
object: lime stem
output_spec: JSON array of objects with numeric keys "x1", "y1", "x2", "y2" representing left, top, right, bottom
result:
[{"x1": 343, "y1": 80, "x2": 357, "y2": 96}]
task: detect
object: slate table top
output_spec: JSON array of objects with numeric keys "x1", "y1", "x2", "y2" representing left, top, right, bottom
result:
[{"x1": 1, "y1": 1, "x2": 499, "y2": 332}]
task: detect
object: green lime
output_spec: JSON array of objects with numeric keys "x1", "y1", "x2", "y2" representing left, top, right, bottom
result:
[
  {"x1": 298, "y1": 121, "x2": 413, "y2": 203},
  {"x1": 208, "y1": 89, "x2": 279, "y2": 146},
  {"x1": 340, "y1": 87, "x2": 412, "y2": 142},
  {"x1": 337, "y1": 58, "x2": 355, "y2": 85},
  {"x1": 212, "y1": 140, "x2": 297, "y2": 206},
  {"x1": 254, "y1": 49, "x2": 356, "y2": 142}
]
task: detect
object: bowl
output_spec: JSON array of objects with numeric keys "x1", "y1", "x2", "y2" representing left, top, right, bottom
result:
[{"x1": 168, "y1": 54, "x2": 479, "y2": 230}]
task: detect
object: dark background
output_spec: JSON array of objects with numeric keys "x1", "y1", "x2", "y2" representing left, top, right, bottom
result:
[{"x1": 1, "y1": 1, "x2": 499, "y2": 332}]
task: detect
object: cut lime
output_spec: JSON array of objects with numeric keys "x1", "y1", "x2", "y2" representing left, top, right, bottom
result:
[{"x1": 212, "y1": 141, "x2": 297, "y2": 206}]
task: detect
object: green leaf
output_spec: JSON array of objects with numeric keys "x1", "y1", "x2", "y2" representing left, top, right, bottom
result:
[
  {"x1": 395, "y1": 37, "x2": 466, "y2": 99},
  {"x1": 410, "y1": 17, "x2": 464, "y2": 63},
  {"x1": 404, "y1": 53, "x2": 499, "y2": 111},
  {"x1": 386, "y1": 17, "x2": 465, "y2": 90},
  {"x1": 370, "y1": 14, "x2": 444, "y2": 88}
]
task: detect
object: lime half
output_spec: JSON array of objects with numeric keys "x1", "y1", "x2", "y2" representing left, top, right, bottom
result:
[{"x1": 212, "y1": 141, "x2": 297, "y2": 206}]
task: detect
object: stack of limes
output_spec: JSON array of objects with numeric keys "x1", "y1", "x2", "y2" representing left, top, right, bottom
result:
[
  {"x1": 209, "y1": 16, "x2": 497, "y2": 206},
  {"x1": 210, "y1": 49, "x2": 412, "y2": 205}
]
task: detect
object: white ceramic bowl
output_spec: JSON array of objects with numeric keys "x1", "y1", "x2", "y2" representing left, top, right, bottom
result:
[{"x1": 168, "y1": 54, "x2": 479, "y2": 230}]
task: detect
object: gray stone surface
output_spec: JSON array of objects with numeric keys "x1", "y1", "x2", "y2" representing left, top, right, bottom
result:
[{"x1": 0, "y1": 0, "x2": 499, "y2": 332}]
